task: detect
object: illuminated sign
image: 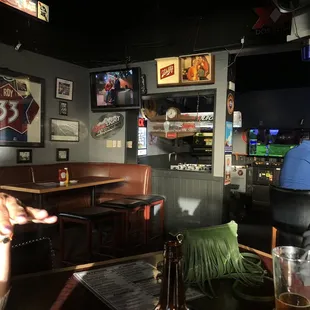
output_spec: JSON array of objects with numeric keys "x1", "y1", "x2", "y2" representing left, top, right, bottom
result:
[
  {"x1": 138, "y1": 118, "x2": 146, "y2": 127},
  {"x1": 0, "y1": 0, "x2": 49, "y2": 22}
]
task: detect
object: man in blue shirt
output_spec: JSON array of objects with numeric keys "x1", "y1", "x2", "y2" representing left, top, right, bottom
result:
[{"x1": 280, "y1": 139, "x2": 310, "y2": 190}]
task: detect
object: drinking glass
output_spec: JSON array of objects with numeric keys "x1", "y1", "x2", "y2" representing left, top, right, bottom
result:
[{"x1": 273, "y1": 246, "x2": 310, "y2": 310}]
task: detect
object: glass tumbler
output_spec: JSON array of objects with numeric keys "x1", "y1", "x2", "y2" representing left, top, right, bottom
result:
[{"x1": 273, "y1": 246, "x2": 310, "y2": 310}]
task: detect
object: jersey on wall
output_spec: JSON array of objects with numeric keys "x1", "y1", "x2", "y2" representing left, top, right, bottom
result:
[{"x1": 0, "y1": 74, "x2": 41, "y2": 144}]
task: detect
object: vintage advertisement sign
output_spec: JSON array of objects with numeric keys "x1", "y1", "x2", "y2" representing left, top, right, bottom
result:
[
  {"x1": 37, "y1": 1, "x2": 49, "y2": 22},
  {"x1": 91, "y1": 113, "x2": 124, "y2": 140},
  {"x1": 156, "y1": 57, "x2": 180, "y2": 86}
]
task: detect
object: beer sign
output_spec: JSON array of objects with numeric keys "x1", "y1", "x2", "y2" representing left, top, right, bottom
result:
[
  {"x1": 91, "y1": 113, "x2": 124, "y2": 140},
  {"x1": 156, "y1": 57, "x2": 180, "y2": 86}
]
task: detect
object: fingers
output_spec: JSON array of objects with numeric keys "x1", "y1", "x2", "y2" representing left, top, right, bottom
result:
[
  {"x1": 5, "y1": 196, "x2": 27, "y2": 224},
  {"x1": 25, "y1": 207, "x2": 57, "y2": 224},
  {"x1": 0, "y1": 195, "x2": 12, "y2": 235}
]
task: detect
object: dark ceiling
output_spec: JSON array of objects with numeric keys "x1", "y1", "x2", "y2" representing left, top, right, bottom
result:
[
  {"x1": 236, "y1": 50, "x2": 310, "y2": 92},
  {"x1": 0, "y1": 0, "x2": 282, "y2": 68}
]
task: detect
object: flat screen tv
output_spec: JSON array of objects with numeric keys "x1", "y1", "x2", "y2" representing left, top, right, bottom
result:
[
  {"x1": 90, "y1": 67, "x2": 141, "y2": 112},
  {"x1": 248, "y1": 128, "x2": 299, "y2": 157}
]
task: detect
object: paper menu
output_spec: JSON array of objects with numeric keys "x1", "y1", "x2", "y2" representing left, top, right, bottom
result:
[{"x1": 74, "y1": 260, "x2": 204, "y2": 310}]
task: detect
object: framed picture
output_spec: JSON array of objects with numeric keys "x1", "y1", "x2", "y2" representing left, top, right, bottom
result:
[
  {"x1": 56, "y1": 148, "x2": 69, "y2": 161},
  {"x1": 180, "y1": 54, "x2": 215, "y2": 85},
  {"x1": 55, "y1": 78, "x2": 73, "y2": 101},
  {"x1": 16, "y1": 149, "x2": 32, "y2": 164},
  {"x1": 156, "y1": 57, "x2": 180, "y2": 87},
  {"x1": 50, "y1": 118, "x2": 79, "y2": 142},
  {"x1": 0, "y1": 68, "x2": 45, "y2": 147},
  {"x1": 59, "y1": 101, "x2": 68, "y2": 116}
]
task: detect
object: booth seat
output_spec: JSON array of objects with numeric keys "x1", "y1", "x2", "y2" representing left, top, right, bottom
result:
[
  {"x1": 0, "y1": 163, "x2": 152, "y2": 213},
  {"x1": 270, "y1": 185, "x2": 310, "y2": 250},
  {"x1": 0, "y1": 165, "x2": 34, "y2": 204}
]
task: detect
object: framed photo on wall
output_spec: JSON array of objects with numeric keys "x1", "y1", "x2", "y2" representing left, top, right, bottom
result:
[
  {"x1": 0, "y1": 68, "x2": 45, "y2": 147},
  {"x1": 180, "y1": 53, "x2": 215, "y2": 85},
  {"x1": 56, "y1": 148, "x2": 69, "y2": 161},
  {"x1": 55, "y1": 78, "x2": 73, "y2": 101},
  {"x1": 59, "y1": 101, "x2": 68, "y2": 116},
  {"x1": 16, "y1": 149, "x2": 32, "y2": 164},
  {"x1": 50, "y1": 118, "x2": 79, "y2": 142}
]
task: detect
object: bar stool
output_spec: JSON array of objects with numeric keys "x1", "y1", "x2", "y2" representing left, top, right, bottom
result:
[
  {"x1": 126, "y1": 195, "x2": 165, "y2": 249},
  {"x1": 58, "y1": 207, "x2": 119, "y2": 265},
  {"x1": 98, "y1": 199, "x2": 148, "y2": 254}
]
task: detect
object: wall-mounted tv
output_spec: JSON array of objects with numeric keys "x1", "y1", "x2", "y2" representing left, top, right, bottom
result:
[
  {"x1": 90, "y1": 67, "x2": 141, "y2": 112},
  {"x1": 248, "y1": 128, "x2": 299, "y2": 157}
]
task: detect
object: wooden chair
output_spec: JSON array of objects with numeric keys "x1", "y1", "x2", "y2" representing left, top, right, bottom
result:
[{"x1": 270, "y1": 185, "x2": 310, "y2": 251}]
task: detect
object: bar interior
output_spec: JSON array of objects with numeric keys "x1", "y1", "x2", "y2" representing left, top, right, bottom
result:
[{"x1": 0, "y1": 1, "x2": 310, "y2": 309}]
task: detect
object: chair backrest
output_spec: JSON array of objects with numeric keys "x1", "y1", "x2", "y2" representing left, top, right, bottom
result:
[
  {"x1": 270, "y1": 185, "x2": 310, "y2": 235},
  {"x1": 11, "y1": 237, "x2": 54, "y2": 277}
]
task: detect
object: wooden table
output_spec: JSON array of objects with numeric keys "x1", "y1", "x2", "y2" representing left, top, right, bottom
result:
[
  {"x1": 0, "y1": 176, "x2": 125, "y2": 208},
  {"x1": 7, "y1": 245, "x2": 274, "y2": 310}
]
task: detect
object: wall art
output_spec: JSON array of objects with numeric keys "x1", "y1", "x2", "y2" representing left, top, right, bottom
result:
[
  {"x1": 55, "y1": 78, "x2": 73, "y2": 101},
  {"x1": 0, "y1": 68, "x2": 45, "y2": 147},
  {"x1": 91, "y1": 112, "x2": 124, "y2": 140},
  {"x1": 50, "y1": 118, "x2": 79, "y2": 142}
]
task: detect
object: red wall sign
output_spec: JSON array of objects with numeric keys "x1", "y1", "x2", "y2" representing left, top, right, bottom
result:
[{"x1": 138, "y1": 118, "x2": 146, "y2": 127}]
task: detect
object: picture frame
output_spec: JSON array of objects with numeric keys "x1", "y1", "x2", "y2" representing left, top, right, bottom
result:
[
  {"x1": 179, "y1": 54, "x2": 215, "y2": 85},
  {"x1": 55, "y1": 78, "x2": 73, "y2": 101},
  {"x1": 50, "y1": 118, "x2": 79, "y2": 142},
  {"x1": 56, "y1": 148, "x2": 69, "y2": 161},
  {"x1": 140, "y1": 74, "x2": 147, "y2": 95},
  {"x1": 0, "y1": 68, "x2": 45, "y2": 147},
  {"x1": 16, "y1": 149, "x2": 32, "y2": 164},
  {"x1": 59, "y1": 101, "x2": 68, "y2": 116}
]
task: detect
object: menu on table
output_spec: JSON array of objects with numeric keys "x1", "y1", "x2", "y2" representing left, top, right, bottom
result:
[{"x1": 74, "y1": 260, "x2": 204, "y2": 310}]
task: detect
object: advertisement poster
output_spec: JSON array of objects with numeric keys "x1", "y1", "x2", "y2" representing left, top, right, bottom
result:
[
  {"x1": 156, "y1": 57, "x2": 180, "y2": 86},
  {"x1": 225, "y1": 154, "x2": 232, "y2": 185},
  {"x1": 0, "y1": 72, "x2": 43, "y2": 147},
  {"x1": 225, "y1": 121, "x2": 233, "y2": 153},
  {"x1": 91, "y1": 113, "x2": 124, "y2": 140}
]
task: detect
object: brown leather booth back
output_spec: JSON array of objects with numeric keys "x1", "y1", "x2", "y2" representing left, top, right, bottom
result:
[
  {"x1": 70, "y1": 163, "x2": 109, "y2": 179},
  {"x1": 0, "y1": 166, "x2": 33, "y2": 202},
  {"x1": 32, "y1": 164, "x2": 73, "y2": 182},
  {"x1": 31, "y1": 162, "x2": 151, "y2": 196},
  {"x1": 104, "y1": 163, "x2": 151, "y2": 195}
]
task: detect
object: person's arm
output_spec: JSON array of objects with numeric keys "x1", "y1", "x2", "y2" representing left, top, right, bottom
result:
[
  {"x1": 0, "y1": 242, "x2": 10, "y2": 309},
  {"x1": 0, "y1": 193, "x2": 57, "y2": 309}
]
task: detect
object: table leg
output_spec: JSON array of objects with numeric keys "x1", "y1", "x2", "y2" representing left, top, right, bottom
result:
[
  {"x1": 32, "y1": 194, "x2": 44, "y2": 209},
  {"x1": 90, "y1": 186, "x2": 96, "y2": 207}
]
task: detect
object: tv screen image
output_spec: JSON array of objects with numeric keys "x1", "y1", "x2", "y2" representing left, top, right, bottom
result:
[
  {"x1": 248, "y1": 129, "x2": 298, "y2": 157},
  {"x1": 90, "y1": 67, "x2": 140, "y2": 111}
]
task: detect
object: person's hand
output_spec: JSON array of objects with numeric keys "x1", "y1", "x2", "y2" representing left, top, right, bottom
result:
[{"x1": 0, "y1": 193, "x2": 57, "y2": 237}]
